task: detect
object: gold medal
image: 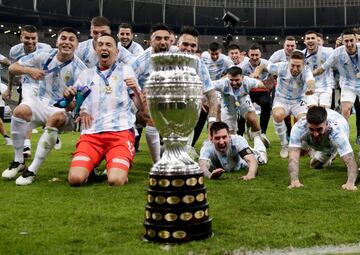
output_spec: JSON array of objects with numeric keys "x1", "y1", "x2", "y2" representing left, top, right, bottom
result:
[
  {"x1": 186, "y1": 177, "x2": 197, "y2": 186},
  {"x1": 147, "y1": 194, "x2": 154, "y2": 203},
  {"x1": 149, "y1": 178, "x2": 157, "y2": 186},
  {"x1": 105, "y1": 86, "x2": 112, "y2": 93},
  {"x1": 155, "y1": 196, "x2": 166, "y2": 204},
  {"x1": 198, "y1": 176, "x2": 204, "y2": 185},
  {"x1": 152, "y1": 212, "x2": 162, "y2": 221},
  {"x1": 196, "y1": 193, "x2": 205, "y2": 202},
  {"x1": 145, "y1": 210, "x2": 151, "y2": 220},
  {"x1": 356, "y1": 72, "x2": 360, "y2": 78}
]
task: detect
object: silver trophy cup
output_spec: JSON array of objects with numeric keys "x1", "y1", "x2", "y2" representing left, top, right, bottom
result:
[{"x1": 143, "y1": 53, "x2": 212, "y2": 243}]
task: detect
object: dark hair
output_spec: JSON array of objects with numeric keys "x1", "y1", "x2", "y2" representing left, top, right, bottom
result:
[
  {"x1": 316, "y1": 32, "x2": 324, "y2": 39},
  {"x1": 249, "y1": 43, "x2": 261, "y2": 51},
  {"x1": 118, "y1": 23, "x2": 133, "y2": 33},
  {"x1": 179, "y1": 26, "x2": 199, "y2": 38},
  {"x1": 304, "y1": 30, "x2": 318, "y2": 36},
  {"x1": 150, "y1": 23, "x2": 170, "y2": 35},
  {"x1": 57, "y1": 27, "x2": 79, "y2": 38},
  {"x1": 306, "y1": 106, "x2": 327, "y2": 125},
  {"x1": 228, "y1": 44, "x2": 240, "y2": 51},
  {"x1": 290, "y1": 51, "x2": 304, "y2": 60},
  {"x1": 342, "y1": 28, "x2": 356, "y2": 37},
  {"x1": 210, "y1": 122, "x2": 230, "y2": 136},
  {"x1": 97, "y1": 33, "x2": 117, "y2": 44},
  {"x1": 21, "y1": 25, "x2": 37, "y2": 33},
  {"x1": 227, "y1": 66, "x2": 242, "y2": 76},
  {"x1": 285, "y1": 36, "x2": 296, "y2": 41},
  {"x1": 209, "y1": 42, "x2": 221, "y2": 51},
  {"x1": 91, "y1": 16, "x2": 111, "y2": 27}
]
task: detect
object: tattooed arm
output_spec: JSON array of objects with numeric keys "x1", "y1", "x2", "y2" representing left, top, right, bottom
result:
[
  {"x1": 199, "y1": 159, "x2": 224, "y2": 180},
  {"x1": 288, "y1": 147, "x2": 304, "y2": 189},
  {"x1": 341, "y1": 152, "x2": 358, "y2": 191}
]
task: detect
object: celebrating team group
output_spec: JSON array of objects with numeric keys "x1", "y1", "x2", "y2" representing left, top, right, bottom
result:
[{"x1": 0, "y1": 16, "x2": 359, "y2": 191}]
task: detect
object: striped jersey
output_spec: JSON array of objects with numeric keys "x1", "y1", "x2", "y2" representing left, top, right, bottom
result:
[
  {"x1": 19, "y1": 49, "x2": 87, "y2": 105},
  {"x1": 201, "y1": 51, "x2": 233, "y2": 80},
  {"x1": 267, "y1": 61, "x2": 314, "y2": 101},
  {"x1": 289, "y1": 109, "x2": 352, "y2": 157},
  {"x1": 9, "y1": 42, "x2": 52, "y2": 61},
  {"x1": 302, "y1": 46, "x2": 335, "y2": 93},
  {"x1": 76, "y1": 63, "x2": 138, "y2": 134},
  {"x1": 321, "y1": 43, "x2": 360, "y2": 93},
  {"x1": 117, "y1": 41, "x2": 144, "y2": 57}
]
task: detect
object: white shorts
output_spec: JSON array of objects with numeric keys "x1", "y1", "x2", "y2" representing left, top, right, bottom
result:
[
  {"x1": 221, "y1": 110, "x2": 238, "y2": 132},
  {"x1": 306, "y1": 91, "x2": 332, "y2": 107},
  {"x1": 20, "y1": 97, "x2": 73, "y2": 131},
  {"x1": 272, "y1": 97, "x2": 307, "y2": 118},
  {"x1": 340, "y1": 87, "x2": 357, "y2": 104},
  {"x1": 21, "y1": 84, "x2": 39, "y2": 103},
  {"x1": 238, "y1": 95, "x2": 256, "y2": 118}
]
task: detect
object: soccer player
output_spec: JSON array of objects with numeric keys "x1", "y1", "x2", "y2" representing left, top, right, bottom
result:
[
  {"x1": 227, "y1": 44, "x2": 248, "y2": 66},
  {"x1": 199, "y1": 122, "x2": 267, "y2": 180},
  {"x1": 117, "y1": 23, "x2": 144, "y2": 57},
  {"x1": 313, "y1": 29, "x2": 360, "y2": 120},
  {"x1": 269, "y1": 36, "x2": 297, "y2": 63},
  {"x1": 239, "y1": 44, "x2": 273, "y2": 146},
  {"x1": 66, "y1": 34, "x2": 143, "y2": 186},
  {"x1": 2, "y1": 27, "x2": 87, "y2": 185},
  {"x1": 0, "y1": 82, "x2": 12, "y2": 145},
  {"x1": 76, "y1": 16, "x2": 134, "y2": 68},
  {"x1": 255, "y1": 51, "x2": 315, "y2": 158},
  {"x1": 4, "y1": 25, "x2": 53, "y2": 157},
  {"x1": 288, "y1": 106, "x2": 357, "y2": 191},
  {"x1": 131, "y1": 24, "x2": 172, "y2": 163},
  {"x1": 213, "y1": 66, "x2": 271, "y2": 145},
  {"x1": 302, "y1": 31, "x2": 334, "y2": 108},
  {"x1": 175, "y1": 26, "x2": 218, "y2": 149}
]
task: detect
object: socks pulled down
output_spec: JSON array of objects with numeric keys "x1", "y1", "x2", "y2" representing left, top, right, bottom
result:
[
  {"x1": 28, "y1": 127, "x2": 58, "y2": 174},
  {"x1": 273, "y1": 120, "x2": 288, "y2": 146},
  {"x1": 11, "y1": 116, "x2": 30, "y2": 163},
  {"x1": 145, "y1": 126, "x2": 161, "y2": 163}
]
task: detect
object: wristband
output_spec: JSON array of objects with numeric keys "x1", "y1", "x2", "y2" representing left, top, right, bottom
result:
[{"x1": 208, "y1": 117, "x2": 216, "y2": 123}]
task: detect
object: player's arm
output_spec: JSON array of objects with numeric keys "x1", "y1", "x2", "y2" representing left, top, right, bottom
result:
[
  {"x1": 204, "y1": 89, "x2": 218, "y2": 124},
  {"x1": 199, "y1": 159, "x2": 224, "y2": 180},
  {"x1": 0, "y1": 57, "x2": 10, "y2": 67},
  {"x1": 241, "y1": 153, "x2": 258, "y2": 181},
  {"x1": 305, "y1": 79, "x2": 315, "y2": 95},
  {"x1": 341, "y1": 152, "x2": 358, "y2": 191},
  {"x1": 288, "y1": 147, "x2": 304, "y2": 189},
  {"x1": 312, "y1": 67, "x2": 325, "y2": 76},
  {"x1": 252, "y1": 64, "x2": 267, "y2": 79},
  {"x1": 8, "y1": 62, "x2": 45, "y2": 80}
]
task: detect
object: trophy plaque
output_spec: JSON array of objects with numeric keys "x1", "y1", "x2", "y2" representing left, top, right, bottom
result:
[{"x1": 143, "y1": 53, "x2": 213, "y2": 243}]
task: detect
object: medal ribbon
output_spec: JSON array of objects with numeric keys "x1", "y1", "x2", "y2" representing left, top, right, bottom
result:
[
  {"x1": 96, "y1": 63, "x2": 118, "y2": 87},
  {"x1": 43, "y1": 50, "x2": 72, "y2": 74}
]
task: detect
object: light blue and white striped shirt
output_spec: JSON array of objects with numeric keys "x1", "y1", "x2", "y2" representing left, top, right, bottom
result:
[
  {"x1": 76, "y1": 64, "x2": 138, "y2": 134},
  {"x1": 9, "y1": 42, "x2": 52, "y2": 61},
  {"x1": 201, "y1": 51, "x2": 233, "y2": 80},
  {"x1": 239, "y1": 58, "x2": 269, "y2": 80},
  {"x1": 267, "y1": 61, "x2": 314, "y2": 101},
  {"x1": 289, "y1": 109, "x2": 351, "y2": 157},
  {"x1": 117, "y1": 41, "x2": 144, "y2": 57},
  {"x1": 321, "y1": 43, "x2": 360, "y2": 93},
  {"x1": 302, "y1": 46, "x2": 334, "y2": 93},
  {"x1": 19, "y1": 49, "x2": 87, "y2": 105}
]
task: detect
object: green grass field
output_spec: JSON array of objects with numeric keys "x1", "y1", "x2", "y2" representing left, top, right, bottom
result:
[{"x1": 1, "y1": 117, "x2": 360, "y2": 255}]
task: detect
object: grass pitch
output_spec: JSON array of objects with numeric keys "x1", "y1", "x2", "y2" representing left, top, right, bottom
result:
[{"x1": 1, "y1": 117, "x2": 360, "y2": 255}]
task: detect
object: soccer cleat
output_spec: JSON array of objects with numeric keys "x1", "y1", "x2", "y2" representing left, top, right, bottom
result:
[
  {"x1": 4, "y1": 136, "x2": 13, "y2": 146},
  {"x1": 54, "y1": 137, "x2": 62, "y2": 150},
  {"x1": 260, "y1": 133, "x2": 270, "y2": 148},
  {"x1": 23, "y1": 147, "x2": 31, "y2": 158},
  {"x1": 280, "y1": 145, "x2": 289, "y2": 158},
  {"x1": 15, "y1": 169, "x2": 36, "y2": 186},
  {"x1": 2, "y1": 161, "x2": 26, "y2": 179},
  {"x1": 32, "y1": 129, "x2": 38, "y2": 134}
]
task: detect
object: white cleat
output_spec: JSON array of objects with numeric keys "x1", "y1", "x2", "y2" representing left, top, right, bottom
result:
[
  {"x1": 260, "y1": 133, "x2": 270, "y2": 148},
  {"x1": 54, "y1": 137, "x2": 62, "y2": 150},
  {"x1": 2, "y1": 161, "x2": 26, "y2": 179},
  {"x1": 15, "y1": 169, "x2": 36, "y2": 186},
  {"x1": 5, "y1": 137, "x2": 13, "y2": 146}
]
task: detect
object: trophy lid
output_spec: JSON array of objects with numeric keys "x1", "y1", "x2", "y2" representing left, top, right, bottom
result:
[{"x1": 151, "y1": 52, "x2": 198, "y2": 71}]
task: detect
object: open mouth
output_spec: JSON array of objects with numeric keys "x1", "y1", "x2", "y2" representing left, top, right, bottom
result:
[{"x1": 100, "y1": 52, "x2": 109, "y2": 60}]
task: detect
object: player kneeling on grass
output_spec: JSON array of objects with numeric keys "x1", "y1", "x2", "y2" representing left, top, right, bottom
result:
[
  {"x1": 65, "y1": 34, "x2": 144, "y2": 186},
  {"x1": 198, "y1": 121, "x2": 267, "y2": 180},
  {"x1": 288, "y1": 106, "x2": 357, "y2": 190}
]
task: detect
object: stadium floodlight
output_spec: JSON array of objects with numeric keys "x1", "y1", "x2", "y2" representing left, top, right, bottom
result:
[{"x1": 222, "y1": 10, "x2": 239, "y2": 28}]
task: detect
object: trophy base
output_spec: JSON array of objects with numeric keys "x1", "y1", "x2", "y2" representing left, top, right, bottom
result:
[{"x1": 143, "y1": 172, "x2": 212, "y2": 243}]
